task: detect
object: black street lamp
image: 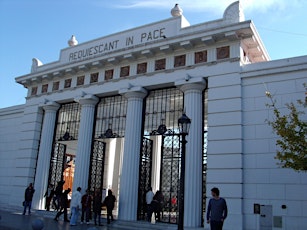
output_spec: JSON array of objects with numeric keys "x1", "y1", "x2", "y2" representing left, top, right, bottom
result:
[{"x1": 178, "y1": 113, "x2": 191, "y2": 230}]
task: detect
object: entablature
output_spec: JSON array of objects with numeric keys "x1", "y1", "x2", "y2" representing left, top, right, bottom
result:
[{"x1": 16, "y1": 21, "x2": 266, "y2": 88}]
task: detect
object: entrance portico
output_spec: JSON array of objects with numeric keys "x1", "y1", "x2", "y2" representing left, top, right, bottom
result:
[{"x1": 11, "y1": 2, "x2": 274, "y2": 229}]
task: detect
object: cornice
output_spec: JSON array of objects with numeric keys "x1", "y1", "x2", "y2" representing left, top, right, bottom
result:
[{"x1": 15, "y1": 21, "x2": 263, "y2": 88}]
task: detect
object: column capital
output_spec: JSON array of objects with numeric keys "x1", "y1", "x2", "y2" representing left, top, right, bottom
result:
[
  {"x1": 175, "y1": 76, "x2": 207, "y2": 92},
  {"x1": 119, "y1": 86, "x2": 147, "y2": 99},
  {"x1": 40, "y1": 100, "x2": 60, "y2": 112},
  {"x1": 74, "y1": 93, "x2": 99, "y2": 106}
]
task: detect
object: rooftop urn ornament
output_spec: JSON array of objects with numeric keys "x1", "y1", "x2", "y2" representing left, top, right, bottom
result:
[
  {"x1": 68, "y1": 35, "x2": 78, "y2": 47},
  {"x1": 171, "y1": 4, "x2": 183, "y2": 17}
]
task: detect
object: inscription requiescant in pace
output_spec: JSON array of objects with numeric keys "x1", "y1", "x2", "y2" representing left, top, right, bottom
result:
[{"x1": 68, "y1": 28, "x2": 166, "y2": 62}]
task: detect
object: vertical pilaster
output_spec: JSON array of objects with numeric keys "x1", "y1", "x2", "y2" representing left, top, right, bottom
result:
[
  {"x1": 72, "y1": 94, "x2": 98, "y2": 193},
  {"x1": 33, "y1": 101, "x2": 60, "y2": 210},
  {"x1": 118, "y1": 86, "x2": 147, "y2": 221},
  {"x1": 176, "y1": 78, "x2": 207, "y2": 228}
]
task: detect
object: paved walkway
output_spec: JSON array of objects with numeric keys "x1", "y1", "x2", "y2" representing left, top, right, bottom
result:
[{"x1": 0, "y1": 209, "x2": 193, "y2": 230}]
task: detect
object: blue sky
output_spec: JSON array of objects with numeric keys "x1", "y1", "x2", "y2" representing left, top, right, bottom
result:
[{"x1": 1, "y1": 0, "x2": 307, "y2": 109}]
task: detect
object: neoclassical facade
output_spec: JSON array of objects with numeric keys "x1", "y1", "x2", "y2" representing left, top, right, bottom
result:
[{"x1": 0, "y1": 2, "x2": 307, "y2": 229}]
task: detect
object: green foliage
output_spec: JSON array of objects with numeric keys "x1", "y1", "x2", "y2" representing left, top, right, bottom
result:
[{"x1": 265, "y1": 86, "x2": 307, "y2": 172}]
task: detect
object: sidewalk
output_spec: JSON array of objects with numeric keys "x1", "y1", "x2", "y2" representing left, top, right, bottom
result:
[{"x1": 0, "y1": 209, "x2": 194, "y2": 230}]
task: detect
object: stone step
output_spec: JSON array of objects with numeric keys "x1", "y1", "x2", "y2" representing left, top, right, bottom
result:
[{"x1": 112, "y1": 220, "x2": 178, "y2": 230}]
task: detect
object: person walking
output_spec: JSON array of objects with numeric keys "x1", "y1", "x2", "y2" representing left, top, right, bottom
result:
[
  {"x1": 206, "y1": 187, "x2": 228, "y2": 230},
  {"x1": 146, "y1": 187, "x2": 154, "y2": 222},
  {"x1": 93, "y1": 190, "x2": 103, "y2": 226},
  {"x1": 70, "y1": 187, "x2": 82, "y2": 226},
  {"x1": 23, "y1": 183, "x2": 35, "y2": 215},
  {"x1": 103, "y1": 189, "x2": 116, "y2": 224},
  {"x1": 81, "y1": 189, "x2": 92, "y2": 225},
  {"x1": 54, "y1": 180, "x2": 65, "y2": 211},
  {"x1": 54, "y1": 188, "x2": 71, "y2": 222}
]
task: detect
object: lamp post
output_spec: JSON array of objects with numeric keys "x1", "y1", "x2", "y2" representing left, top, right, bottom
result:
[{"x1": 178, "y1": 113, "x2": 191, "y2": 230}]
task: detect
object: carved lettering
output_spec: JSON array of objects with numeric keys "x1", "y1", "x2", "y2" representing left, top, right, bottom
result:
[
  {"x1": 126, "y1": 36, "x2": 134, "y2": 46},
  {"x1": 68, "y1": 27, "x2": 166, "y2": 62},
  {"x1": 68, "y1": 40, "x2": 119, "y2": 61},
  {"x1": 140, "y1": 28, "x2": 165, "y2": 42}
]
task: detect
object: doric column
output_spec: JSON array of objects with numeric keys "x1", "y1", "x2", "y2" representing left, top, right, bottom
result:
[
  {"x1": 33, "y1": 101, "x2": 60, "y2": 210},
  {"x1": 118, "y1": 86, "x2": 147, "y2": 221},
  {"x1": 72, "y1": 94, "x2": 99, "y2": 193},
  {"x1": 176, "y1": 77, "x2": 207, "y2": 228}
]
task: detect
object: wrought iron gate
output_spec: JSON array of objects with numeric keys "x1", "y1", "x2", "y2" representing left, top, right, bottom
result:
[
  {"x1": 137, "y1": 137, "x2": 153, "y2": 220},
  {"x1": 160, "y1": 134, "x2": 181, "y2": 224},
  {"x1": 48, "y1": 143, "x2": 66, "y2": 187},
  {"x1": 160, "y1": 134, "x2": 181, "y2": 223},
  {"x1": 89, "y1": 140, "x2": 106, "y2": 192}
]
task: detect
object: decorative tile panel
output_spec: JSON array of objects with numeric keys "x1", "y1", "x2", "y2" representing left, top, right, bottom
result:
[
  {"x1": 64, "y1": 79, "x2": 72, "y2": 88},
  {"x1": 31, "y1": 86, "x2": 37, "y2": 96},
  {"x1": 77, "y1": 76, "x2": 85, "y2": 86},
  {"x1": 105, "y1": 69, "x2": 114, "y2": 80},
  {"x1": 137, "y1": 62, "x2": 147, "y2": 74},
  {"x1": 217, "y1": 46, "x2": 230, "y2": 59},
  {"x1": 52, "y1": 81, "x2": 59, "y2": 91},
  {"x1": 90, "y1": 72, "x2": 99, "y2": 83},
  {"x1": 195, "y1": 51, "x2": 207, "y2": 63},
  {"x1": 120, "y1": 66, "x2": 130, "y2": 77},
  {"x1": 155, "y1": 58, "x2": 166, "y2": 71},
  {"x1": 41, "y1": 84, "x2": 48, "y2": 93},
  {"x1": 174, "y1": 54, "x2": 186, "y2": 67}
]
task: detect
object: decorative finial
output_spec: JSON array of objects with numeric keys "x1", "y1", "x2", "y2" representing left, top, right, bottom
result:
[
  {"x1": 31, "y1": 58, "x2": 43, "y2": 73},
  {"x1": 171, "y1": 4, "x2": 183, "y2": 17},
  {"x1": 68, "y1": 35, "x2": 78, "y2": 47}
]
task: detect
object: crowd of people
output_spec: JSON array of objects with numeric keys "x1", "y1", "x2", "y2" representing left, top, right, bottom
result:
[
  {"x1": 146, "y1": 187, "x2": 164, "y2": 222},
  {"x1": 22, "y1": 181, "x2": 117, "y2": 227},
  {"x1": 23, "y1": 182, "x2": 228, "y2": 229}
]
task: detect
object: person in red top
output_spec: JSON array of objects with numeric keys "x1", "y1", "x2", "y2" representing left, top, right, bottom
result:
[{"x1": 81, "y1": 189, "x2": 92, "y2": 224}]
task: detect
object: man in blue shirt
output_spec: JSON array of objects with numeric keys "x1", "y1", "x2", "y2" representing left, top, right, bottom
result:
[{"x1": 206, "y1": 187, "x2": 228, "y2": 230}]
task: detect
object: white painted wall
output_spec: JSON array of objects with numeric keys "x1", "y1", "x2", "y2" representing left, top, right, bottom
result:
[
  {"x1": 240, "y1": 58, "x2": 307, "y2": 230},
  {"x1": 204, "y1": 57, "x2": 307, "y2": 230}
]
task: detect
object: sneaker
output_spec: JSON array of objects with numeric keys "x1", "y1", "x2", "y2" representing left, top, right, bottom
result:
[
  {"x1": 80, "y1": 222, "x2": 83, "y2": 224},
  {"x1": 86, "y1": 222, "x2": 89, "y2": 225}
]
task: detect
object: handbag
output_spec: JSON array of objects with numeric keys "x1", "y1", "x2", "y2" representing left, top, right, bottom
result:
[{"x1": 22, "y1": 201, "x2": 26, "y2": 206}]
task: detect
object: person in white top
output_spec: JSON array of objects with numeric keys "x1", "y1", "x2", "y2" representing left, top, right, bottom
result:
[
  {"x1": 70, "y1": 187, "x2": 82, "y2": 226},
  {"x1": 146, "y1": 187, "x2": 154, "y2": 222}
]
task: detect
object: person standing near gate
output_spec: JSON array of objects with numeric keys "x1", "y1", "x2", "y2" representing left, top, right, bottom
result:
[
  {"x1": 146, "y1": 187, "x2": 154, "y2": 222},
  {"x1": 206, "y1": 187, "x2": 228, "y2": 230},
  {"x1": 152, "y1": 190, "x2": 164, "y2": 222},
  {"x1": 93, "y1": 190, "x2": 103, "y2": 226},
  {"x1": 103, "y1": 189, "x2": 116, "y2": 224},
  {"x1": 54, "y1": 180, "x2": 65, "y2": 211},
  {"x1": 81, "y1": 189, "x2": 92, "y2": 224},
  {"x1": 23, "y1": 183, "x2": 35, "y2": 215},
  {"x1": 70, "y1": 187, "x2": 82, "y2": 226},
  {"x1": 44, "y1": 184, "x2": 54, "y2": 211}
]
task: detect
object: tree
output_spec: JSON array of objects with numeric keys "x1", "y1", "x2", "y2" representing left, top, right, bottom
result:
[{"x1": 265, "y1": 84, "x2": 307, "y2": 171}]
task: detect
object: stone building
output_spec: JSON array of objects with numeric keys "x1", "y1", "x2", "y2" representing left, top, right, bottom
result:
[{"x1": 0, "y1": 2, "x2": 306, "y2": 229}]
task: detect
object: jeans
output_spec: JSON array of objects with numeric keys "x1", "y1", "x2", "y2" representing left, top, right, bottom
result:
[
  {"x1": 23, "y1": 201, "x2": 32, "y2": 215},
  {"x1": 147, "y1": 204, "x2": 152, "y2": 222},
  {"x1": 81, "y1": 207, "x2": 91, "y2": 222},
  {"x1": 210, "y1": 220, "x2": 224, "y2": 230},
  {"x1": 94, "y1": 211, "x2": 101, "y2": 225},
  {"x1": 70, "y1": 207, "x2": 79, "y2": 225}
]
